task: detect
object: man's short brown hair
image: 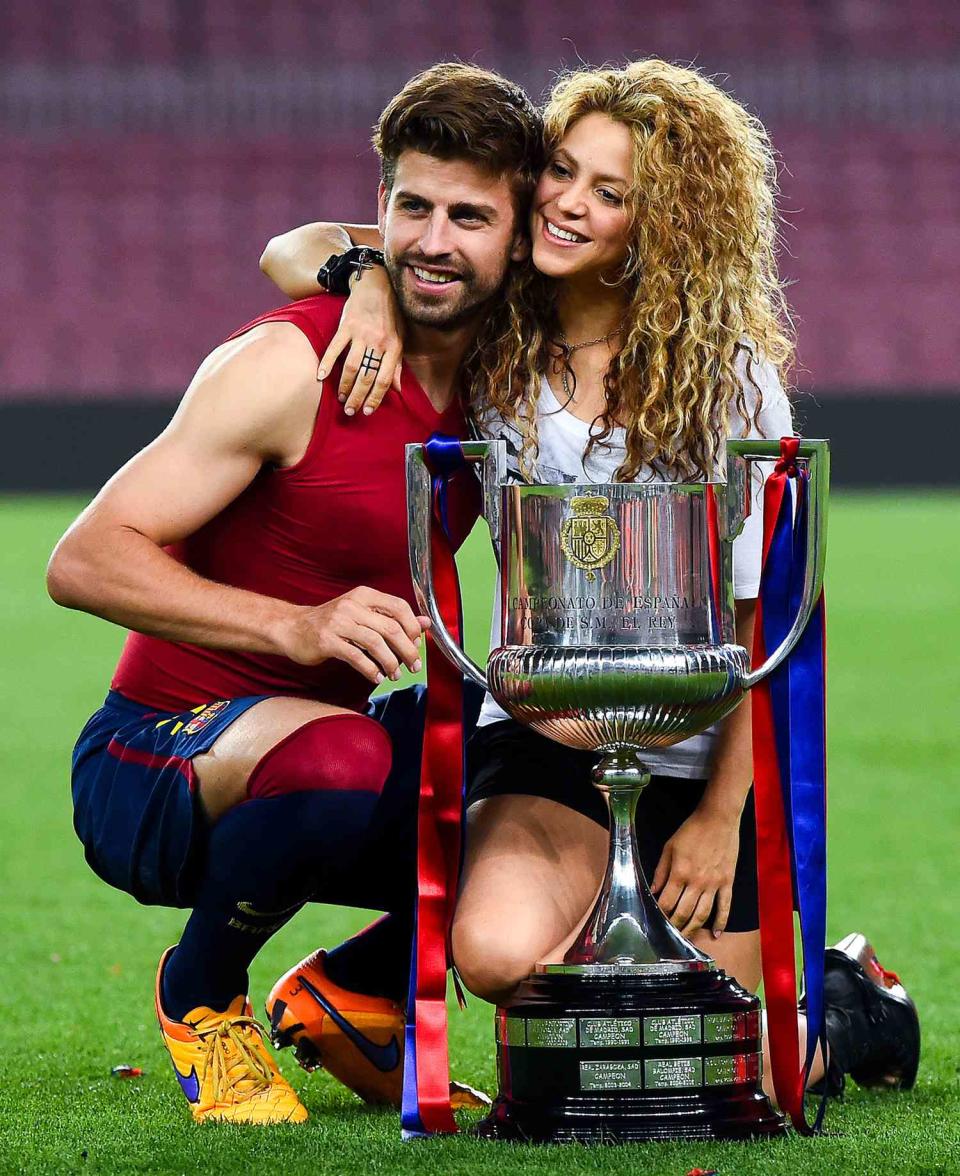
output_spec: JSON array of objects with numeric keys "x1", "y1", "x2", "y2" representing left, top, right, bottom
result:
[{"x1": 373, "y1": 63, "x2": 544, "y2": 216}]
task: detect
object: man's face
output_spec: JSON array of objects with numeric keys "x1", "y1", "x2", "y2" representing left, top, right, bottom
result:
[{"x1": 378, "y1": 151, "x2": 528, "y2": 331}]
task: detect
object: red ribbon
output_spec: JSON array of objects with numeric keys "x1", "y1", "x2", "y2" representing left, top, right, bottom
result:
[
  {"x1": 407, "y1": 487, "x2": 466, "y2": 1135},
  {"x1": 752, "y1": 436, "x2": 811, "y2": 1133},
  {"x1": 704, "y1": 484, "x2": 724, "y2": 640}
]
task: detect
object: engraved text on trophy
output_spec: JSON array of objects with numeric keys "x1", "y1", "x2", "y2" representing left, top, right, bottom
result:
[{"x1": 508, "y1": 591, "x2": 692, "y2": 635}]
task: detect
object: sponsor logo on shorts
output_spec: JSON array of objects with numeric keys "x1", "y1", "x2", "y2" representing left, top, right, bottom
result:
[{"x1": 182, "y1": 701, "x2": 230, "y2": 735}]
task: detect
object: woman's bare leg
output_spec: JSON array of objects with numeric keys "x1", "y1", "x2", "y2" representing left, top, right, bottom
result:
[{"x1": 451, "y1": 795, "x2": 607, "y2": 1005}]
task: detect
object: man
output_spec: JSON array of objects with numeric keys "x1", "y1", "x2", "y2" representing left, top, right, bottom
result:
[{"x1": 48, "y1": 63, "x2": 541, "y2": 1125}]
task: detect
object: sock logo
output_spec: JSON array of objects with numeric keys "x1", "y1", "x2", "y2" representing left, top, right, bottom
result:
[
  {"x1": 236, "y1": 900, "x2": 304, "y2": 919},
  {"x1": 296, "y1": 974, "x2": 401, "y2": 1073},
  {"x1": 228, "y1": 899, "x2": 306, "y2": 937}
]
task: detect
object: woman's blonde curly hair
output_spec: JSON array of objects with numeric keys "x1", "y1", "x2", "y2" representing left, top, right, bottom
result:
[{"x1": 465, "y1": 59, "x2": 795, "y2": 482}]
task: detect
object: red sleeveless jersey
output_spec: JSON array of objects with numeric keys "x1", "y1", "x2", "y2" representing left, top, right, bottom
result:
[{"x1": 111, "y1": 295, "x2": 479, "y2": 713}]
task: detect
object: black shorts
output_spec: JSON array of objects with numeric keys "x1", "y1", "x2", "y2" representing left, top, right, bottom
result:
[{"x1": 466, "y1": 719, "x2": 761, "y2": 933}]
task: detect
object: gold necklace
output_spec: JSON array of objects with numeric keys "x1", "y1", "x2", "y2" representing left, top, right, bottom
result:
[{"x1": 557, "y1": 322, "x2": 624, "y2": 354}]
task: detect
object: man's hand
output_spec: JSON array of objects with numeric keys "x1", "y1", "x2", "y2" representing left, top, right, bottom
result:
[
  {"x1": 317, "y1": 266, "x2": 404, "y2": 417},
  {"x1": 650, "y1": 805, "x2": 742, "y2": 937},
  {"x1": 275, "y1": 587, "x2": 430, "y2": 685}
]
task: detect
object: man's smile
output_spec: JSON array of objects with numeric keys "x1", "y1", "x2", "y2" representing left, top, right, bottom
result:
[{"x1": 408, "y1": 263, "x2": 463, "y2": 291}]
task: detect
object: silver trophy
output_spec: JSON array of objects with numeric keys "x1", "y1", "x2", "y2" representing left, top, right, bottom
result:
[{"x1": 406, "y1": 437, "x2": 828, "y2": 1142}]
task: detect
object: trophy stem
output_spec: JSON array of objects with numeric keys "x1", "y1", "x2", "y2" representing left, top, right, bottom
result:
[{"x1": 561, "y1": 748, "x2": 712, "y2": 970}]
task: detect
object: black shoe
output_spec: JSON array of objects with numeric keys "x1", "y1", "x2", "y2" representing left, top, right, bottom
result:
[{"x1": 805, "y1": 932, "x2": 920, "y2": 1098}]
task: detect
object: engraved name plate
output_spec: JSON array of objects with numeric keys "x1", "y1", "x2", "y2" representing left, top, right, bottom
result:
[
  {"x1": 704, "y1": 1010, "x2": 762, "y2": 1043},
  {"x1": 644, "y1": 1056, "x2": 703, "y2": 1089},
  {"x1": 526, "y1": 1017, "x2": 577, "y2": 1048},
  {"x1": 744, "y1": 1009, "x2": 761, "y2": 1040},
  {"x1": 643, "y1": 1014, "x2": 702, "y2": 1047},
  {"x1": 496, "y1": 1017, "x2": 527, "y2": 1047},
  {"x1": 703, "y1": 1013, "x2": 734, "y2": 1043},
  {"x1": 579, "y1": 1017, "x2": 641, "y2": 1048},
  {"x1": 704, "y1": 1055, "x2": 736, "y2": 1086},
  {"x1": 580, "y1": 1060, "x2": 644, "y2": 1092},
  {"x1": 704, "y1": 1052, "x2": 761, "y2": 1087}
]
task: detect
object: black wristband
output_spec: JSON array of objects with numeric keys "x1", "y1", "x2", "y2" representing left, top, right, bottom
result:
[{"x1": 316, "y1": 246, "x2": 386, "y2": 296}]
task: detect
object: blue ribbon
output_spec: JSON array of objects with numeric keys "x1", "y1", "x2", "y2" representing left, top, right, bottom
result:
[
  {"x1": 401, "y1": 432, "x2": 469, "y2": 1141},
  {"x1": 400, "y1": 983, "x2": 425, "y2": 1138},
  {"x1": 760, "y1": 472, "x2": 829, "y2": 1127},
  {"x1": 400, "y1": 971, "x2": 425, "y2": 1138}
]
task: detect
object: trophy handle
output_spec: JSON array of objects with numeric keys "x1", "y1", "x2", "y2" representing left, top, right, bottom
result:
[
  {"x1": 405, "y1": 439, "x2": 505, "y2": 690},
  {"x1": 725, "y1": 438, "x2": 830, "y2": 689}
]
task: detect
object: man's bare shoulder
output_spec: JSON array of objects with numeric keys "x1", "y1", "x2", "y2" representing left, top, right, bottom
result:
[
  {"x1": 172, "y1": 321, "x2": 321, "y2": 467},
  {"x1": 194, "y1": 320, "x2": 317, "y2": 401}
]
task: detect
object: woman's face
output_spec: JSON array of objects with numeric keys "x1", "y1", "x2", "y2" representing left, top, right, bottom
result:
[{"x1": 530, "y1": 112, "x2": 633, "y2": 283}]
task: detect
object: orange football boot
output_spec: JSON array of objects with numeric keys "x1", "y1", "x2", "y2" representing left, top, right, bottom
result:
[
  {"x1": 155, "y1": 948, "x2": 308, "y2": 1124},
  {"x1": 266, "y1": 949, "x2": 489, "y2": 1110}
]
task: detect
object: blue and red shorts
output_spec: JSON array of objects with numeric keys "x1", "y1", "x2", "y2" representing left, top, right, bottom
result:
[
  {"x1": 71, "y1": 684, "x2": 483, "y2": 911},
  {"x1": 72, "y1": 691, "x2": 269, "y2": 907}
]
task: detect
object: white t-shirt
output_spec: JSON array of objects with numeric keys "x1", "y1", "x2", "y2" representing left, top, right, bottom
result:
[{"x1": 475, "y1": 348, "x2": 794, "y2": 779}]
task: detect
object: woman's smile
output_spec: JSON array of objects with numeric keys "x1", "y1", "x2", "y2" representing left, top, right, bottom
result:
[{"x1": 540, "y1": 217, "x2": 591, "y2": 247}]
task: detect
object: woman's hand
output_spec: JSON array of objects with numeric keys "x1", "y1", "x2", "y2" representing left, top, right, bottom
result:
[
  {"x1": 650, "y1": 804, "x2": 742, "y2": 938},
  {"x1": 318, "y1": 267, "x2": 404, "y2": 416}
]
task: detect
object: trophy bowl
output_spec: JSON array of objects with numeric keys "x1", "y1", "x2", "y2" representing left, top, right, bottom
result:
[
  {"x1": 407, "y1": 437, "x2": 829, "y2": 1142},
  {"x1": 488, "y1": 643, "x2": 750, "y2": 751}
]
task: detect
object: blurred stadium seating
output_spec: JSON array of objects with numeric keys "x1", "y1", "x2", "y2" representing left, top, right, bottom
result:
[{"x1": 2, "y1": 1, "x2": 958, "y2": 484}]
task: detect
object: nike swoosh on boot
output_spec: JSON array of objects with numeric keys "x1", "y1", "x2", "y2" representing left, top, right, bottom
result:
[
  {"x1": 173, "y1": 1064, "x2": 201, "y2": 1103},
  {"x1": 296, "y1": 973, "x2": 401, "y2": 1072}
]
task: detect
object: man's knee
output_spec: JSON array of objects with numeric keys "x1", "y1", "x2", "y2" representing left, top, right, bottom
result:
[
  {"x1": 451, "y1": 917, "x2": 536, "y2": 1003},
  {"x1": 246, "y1": 713, "x2": 392, "y2": 801}
]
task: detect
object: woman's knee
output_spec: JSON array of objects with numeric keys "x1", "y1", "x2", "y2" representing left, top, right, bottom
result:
[{"x1": 451, "y1": 917, "x2": 538, "y2": 1003}]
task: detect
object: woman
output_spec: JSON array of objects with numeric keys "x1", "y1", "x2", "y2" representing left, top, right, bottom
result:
[{"x1": 261, "y1": 60, "x2": 917, "y2": 1100}]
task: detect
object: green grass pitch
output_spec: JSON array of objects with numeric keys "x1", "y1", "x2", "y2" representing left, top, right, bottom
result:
[{"x1": 0, "y1": 493, "x2": 957, "y2": 1174}]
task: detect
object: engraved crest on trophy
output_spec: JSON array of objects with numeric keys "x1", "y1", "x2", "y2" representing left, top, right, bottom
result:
[{"x1": 559, "y1": 495, "x2": 621, "y2": 580}]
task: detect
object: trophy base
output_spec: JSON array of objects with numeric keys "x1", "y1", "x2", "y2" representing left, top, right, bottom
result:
[{"x1": 475, "y1": 967, "x2": 785, "y2": 1144}]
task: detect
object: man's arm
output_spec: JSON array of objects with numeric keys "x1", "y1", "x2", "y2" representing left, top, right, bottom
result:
[
  {"x1": 259, "y1": 222, "x2": 384, "y2": 300},
  {"x1": 46, "y1": 323, "x2": 424, "y2": 682},
  {"x1": 47, "y1": 324, "x2": 319, "y2": 651}
]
